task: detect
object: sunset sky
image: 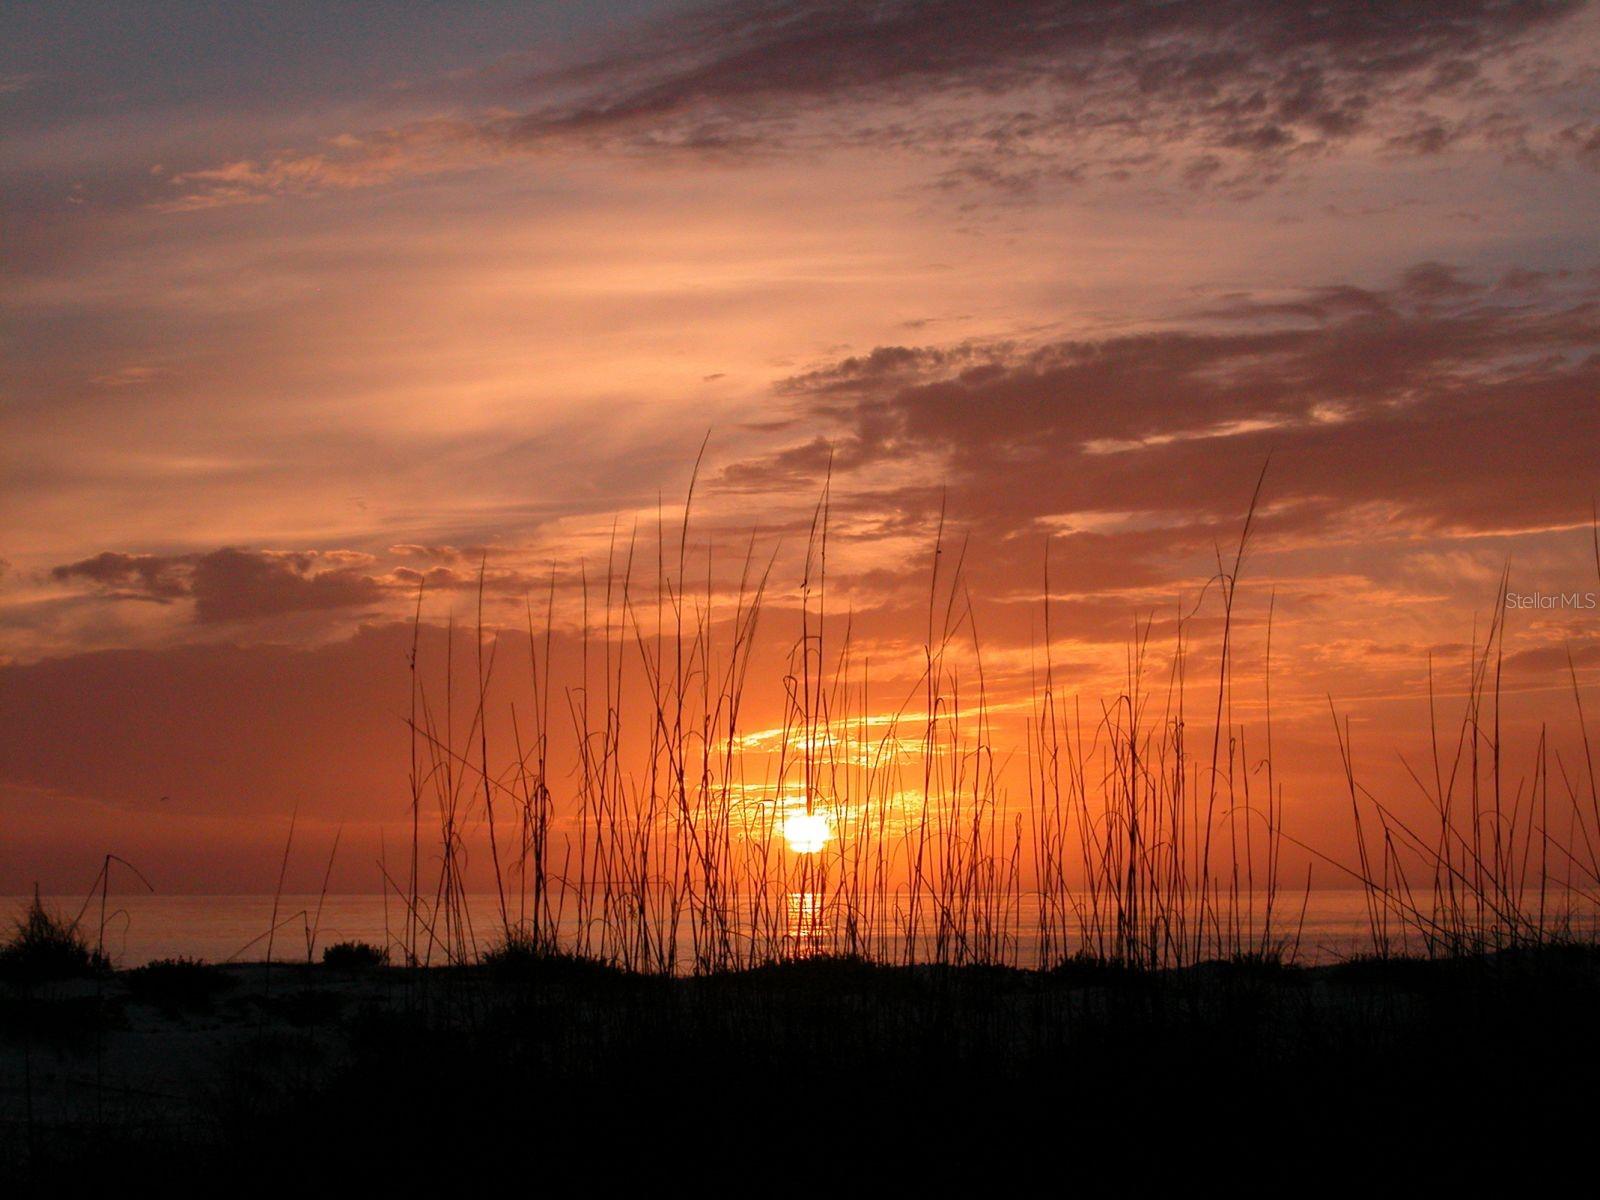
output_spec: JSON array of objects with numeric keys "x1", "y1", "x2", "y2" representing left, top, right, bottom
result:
[{"x1": 4, "y1": 0, "x2": 1599, "y2": 893}]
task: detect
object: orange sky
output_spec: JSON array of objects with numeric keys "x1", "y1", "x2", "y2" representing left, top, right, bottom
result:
[{"x1": 3, "y1": 0, "x2": 1599, "y2": 894}]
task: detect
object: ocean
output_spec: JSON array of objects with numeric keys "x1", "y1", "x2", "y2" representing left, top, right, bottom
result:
[{"x1": 14, "y1": 888, "x2": 1570, "y2": 968}]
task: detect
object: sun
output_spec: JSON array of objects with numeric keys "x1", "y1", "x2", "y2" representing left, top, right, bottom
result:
[{"x1": 782, "y1": 811, "x2": 831, "y2": 854}]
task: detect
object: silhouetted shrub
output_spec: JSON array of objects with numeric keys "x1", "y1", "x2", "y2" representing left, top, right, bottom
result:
[
  {"x1": 125, "y1": 957, "x2": 234, "y2": 1011},
  {"x1": 0, "y1": 894, "x2": 110, "y2": 984},
  {"x1": 480, "y1": 930, "x2": 622, "y2": 982},
  {"x1": 321, "y1": 940, "x2": 389, "y2": 969}
]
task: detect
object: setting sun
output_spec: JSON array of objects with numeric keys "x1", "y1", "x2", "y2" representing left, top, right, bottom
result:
[{"x1": 783, "y1": 812, "x2": 832, "y2": 854}]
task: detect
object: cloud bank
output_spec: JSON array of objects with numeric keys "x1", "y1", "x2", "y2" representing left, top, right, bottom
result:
[{"x1": 162, "y1": 0, "x2": 1599, "y2": 208}]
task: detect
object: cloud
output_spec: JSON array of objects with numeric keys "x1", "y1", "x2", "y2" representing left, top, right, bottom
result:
[
  {"x1": 1502, "y1": 636, "x2": 1600, "y2": 674},
  {"x1": 158, "y1": 0, "x2": 1598, "y2": 209},
  {"x1": 717, "y1": 262, "x2": 1600, "y2": 581},
  {"x1": 89, "y1": 364, "x2": 166, "y2": 388},
  {"x1": 154, "y1": 118, "x2": 485, "y2": 211},
  {"x1": 386, "y1": 563, "x2": 551, "y2": 596},
  {"x1": 501, "y1": 0, "x2": 1582, "y2": 147},
  {"x1": 43, "y1": 544, "x2": 557, "y2": 634},
  {"x1": 0, "y1": 627, "x2": 421, "y2": 887},
  {"x1": 51, "y1": 548, "x2": 385, "y2": 624},
  {"x1": 48, "y1": 551, "x2": 193, "y2": 603}
]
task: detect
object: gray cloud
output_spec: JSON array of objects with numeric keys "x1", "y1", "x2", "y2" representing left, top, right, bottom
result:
[
  {"x1": 719, "y1": 262, "x2": 1600, "y2": 572},
  {"x1": 507, "y1": 0, "x2": 1580, "y2": 145},
  {"x1": 162, "y1": 0, "x2": 1597, "y2": 208},
  {"x1": 51, "y1": 547, "x2": 385, "y2": 624}
]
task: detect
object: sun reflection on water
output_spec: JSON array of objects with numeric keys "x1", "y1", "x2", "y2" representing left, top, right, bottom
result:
[{"x1": 785, "y1": 891, "x2": 825, "y2": 946}]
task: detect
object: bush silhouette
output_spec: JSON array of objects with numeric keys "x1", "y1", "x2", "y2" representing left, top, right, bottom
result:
[
  {"x1": 321, "y1": 940, "x2": 389, "y2": 968},
  {"x1": 0, "y1": 893, "x2": 110, "y2": 984}
]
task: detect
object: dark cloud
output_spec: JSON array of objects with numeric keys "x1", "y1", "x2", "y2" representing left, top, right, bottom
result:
[
  {"x1": 507, "y1": 0, "x2": 1593, "y2": 197},
  {"x1": 719, "y1": 262, "x2": 1600, "y2": 578},
  {"x1": 0, "y1": 626, "x2": 420, "y2": 889},
  {"x1": 45, "y1": 544, "x2": 561, "y2": 633},
  {"x1": 1502, "y1": 636, "x2": 1600, "y2": 674},
  {"x1": 163, "y1": 0, "x2": 1596, "y2": 208},
  {"x1": 1399, "y1": 260, "x2": 1485, "y2": 300},
  {"x1": 47, "y1": 551, "x2": 195, "y2": 604},
  {"x1": 507, "y1": 0, "x2": 1581, "y2": 155},
  {"x1": 52, "y1": 547, "x2": 385, "y2": 624}
]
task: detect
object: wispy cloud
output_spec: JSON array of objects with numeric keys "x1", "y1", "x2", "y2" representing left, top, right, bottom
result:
[
  {"x1": 154, "y1": 119, "x2": 487, "y2": 211},
  {"x1": 156, "y1": 0, "x2": 1600, "y2": 209}
]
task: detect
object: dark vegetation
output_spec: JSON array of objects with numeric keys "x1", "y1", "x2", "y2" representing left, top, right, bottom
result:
[
  {"x1": 0, "y1": 895, "x2": 108, "y2": 986},
  {"x1": 3, "y1": 948, "x2": 1596, "y2": 1189},
  {"x1": 122, "y1": 958, "x2": 234, "y2": 1013},
  {"x1": 319, "y1": 940, "x2": 388, "y2": 969}
]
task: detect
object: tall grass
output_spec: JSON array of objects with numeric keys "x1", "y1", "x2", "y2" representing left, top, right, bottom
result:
[
  {"x1": 1330, "y1": 551, "x2": 1600, "y2": 958},
  {"x1": 385, "y1": 470, "x2": 1597, "y2": 973}
]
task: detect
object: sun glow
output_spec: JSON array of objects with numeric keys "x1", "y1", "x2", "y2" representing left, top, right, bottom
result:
[{"x1": 783, "y1": 812, "x2": 832, "y2": 854}]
